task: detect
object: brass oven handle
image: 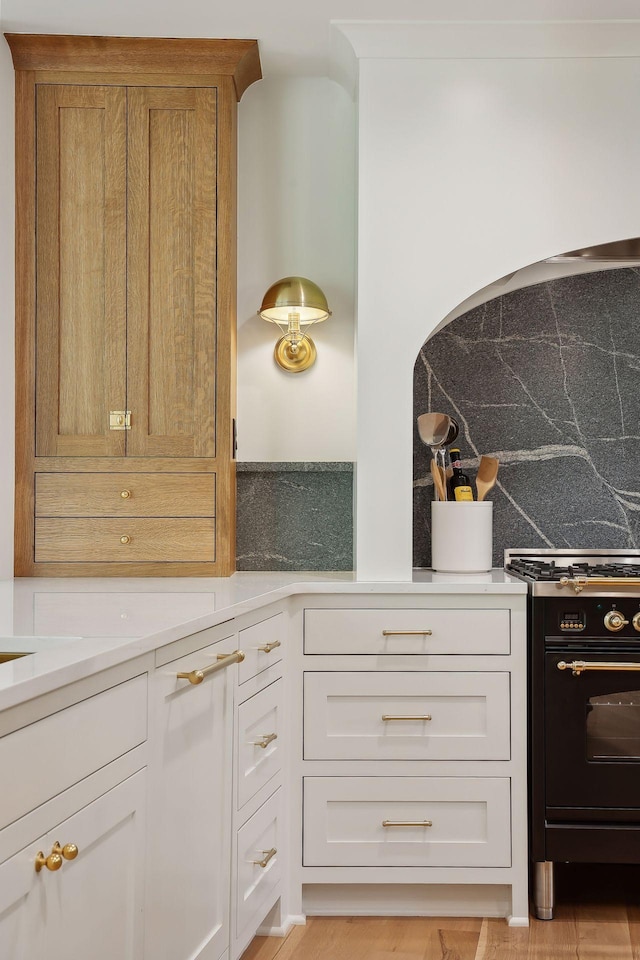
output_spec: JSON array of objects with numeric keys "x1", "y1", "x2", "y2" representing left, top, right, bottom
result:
[
  {"x1": 252, "y1": 732, "x2": 278, "y2": 749},
  {"x1": 382, "y1": 630, "x2": 432, "y2": 636},
  {"x1": 557, "y1": 660, "x2": 640, "y2": 676},
  {"x1": 382, "y1": 820, "x2": 433, "y2": 828},
  {"x1": 382, "y1": 715, "x2": 432, "y2": 722},
  {"x1": 250, "y1": 847, "x2": 277, "y2": 868},
  {"x1": 258, "y1": 640, "x2": 281, "y2": 653},
  {"x1": 177, "y1": 650, "x2": 245, "y2": 685},
  {"x1": 560, "y1": 576, "x2": 640, "y2": 594}
]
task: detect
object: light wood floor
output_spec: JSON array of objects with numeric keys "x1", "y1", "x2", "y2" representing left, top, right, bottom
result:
[{"x1": 241, "y1": 865, "x2": 640, "y2": 960}]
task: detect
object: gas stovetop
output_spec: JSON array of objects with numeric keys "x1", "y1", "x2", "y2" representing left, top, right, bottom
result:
[{"x1": 504, "y1": 549, "x2": 640, "y2": 596}]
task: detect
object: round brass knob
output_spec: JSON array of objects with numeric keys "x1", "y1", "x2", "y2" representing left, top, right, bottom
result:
[
  {"x1": 35, "y1": 851, "x2": 63, "y2": 873},
  {"x1": 120, "y1": 535, "x2": 131, "y2": 545},
  {"x1": 120, "y1": 490, "x2": 131, "y2": 499},
  {"x1": 52, "y1": 841, "x2": 78, "y2": 861},
  {"x1": 633, "y1": 613, "x2": 640, "y2": 633},
  {"x1": 604, "y1": 610, "x2": 629, "y2": 632}
]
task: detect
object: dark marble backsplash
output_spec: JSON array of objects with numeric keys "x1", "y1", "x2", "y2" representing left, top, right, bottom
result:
[{"x1": 414, "y1": 268, "x2": 640, "y2": 567}]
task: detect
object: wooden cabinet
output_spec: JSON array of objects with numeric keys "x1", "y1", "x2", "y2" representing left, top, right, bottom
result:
[{"x1": 6, "y1": 34, "x2": 261, "y2": 576}]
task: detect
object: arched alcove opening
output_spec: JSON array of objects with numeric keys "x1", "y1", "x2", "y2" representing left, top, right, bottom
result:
[{"x1": 413, "y1": 255, "x2": 640, "y2": 568}]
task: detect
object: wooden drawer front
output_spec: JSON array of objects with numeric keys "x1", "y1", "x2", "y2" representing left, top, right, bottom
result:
[
  {"x1": 237, "y1": 680, "x2": 283, "y2": 810},
  {"x1": 238, "y1": 614, "x2": 284, "y2": 684},
  {"x1": 35, "y1": 518, "x2": 215, "y2": 562},
  {"x1": 236, "y1": 788, "x2": 282, "y2": 938},
  {"x1": 0, "y1": 675, "x2": 147, "y2": 830},
  {"x1": 303, "y1": 777, "x2": 511, "y2": 868},
  {"x1": 304, "y1": 608, "x2": 510, "y2": 655},
  {"x1": 35, "y1": 473, "x2": 215, "y2": 517},
  {"x1": 304, "y1": 672, "x2": 510, "y2": 761}
]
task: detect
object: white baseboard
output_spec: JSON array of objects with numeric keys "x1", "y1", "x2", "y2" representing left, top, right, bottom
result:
[
  {"x1": 302, "y1": 883, "x2": 512, "y2": 919},
  {"x1": 256, "y1": 914, "x2": 307, "y2": 937}
]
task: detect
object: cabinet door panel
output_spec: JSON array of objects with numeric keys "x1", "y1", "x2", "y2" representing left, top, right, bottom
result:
[
  {"x1": 35, "y1": 84, "x2": 127, "y2": 457},
  {"x1": 127, "y1": 86, "x2": 217, "y2": 458}
]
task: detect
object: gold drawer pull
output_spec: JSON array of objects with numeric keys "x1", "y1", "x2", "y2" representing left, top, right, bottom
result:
[
  {"x1": 382, "y1": 820, "x2": 433, "y2": 828},
  {"x1": 52, "y1": 841, "x2": 79, "y2": 861},
  {"x1": 252, "y1": 732, "x2": 278, "y2": 749},
  {"x1": 177, "y1": 650, "x2": 245, "y2": 685},
  {"x1": 120, "y1": 535, "x2": 131, "y2": 545},
  {"x1": 120, "y1": 489, "x2": 131, "y2": 499},
  {"x1": 382, "y1": 630, "x2": 432, "y2": 636},
  {"x1": 258, "y1": 639, "x2": 281, "y2": 654},
  {"x1": 251, "y1": 847, "x2": 277, "y2": 868},
  {"x1": 382, "y1": 715, "x2": 432, "y2": 722},
  {"x1": 35, "y1": 850, "x2": 63, "y2": 873},
  {"x1": 557, "y1": 659, "x2": 640, "y2": 676}
]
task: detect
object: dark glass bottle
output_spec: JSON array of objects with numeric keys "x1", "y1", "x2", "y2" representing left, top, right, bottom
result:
[{"x1": 449, "y1": 448, "x2": 474, "y2": 501}]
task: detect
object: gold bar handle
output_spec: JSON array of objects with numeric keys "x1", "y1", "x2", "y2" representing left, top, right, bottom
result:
[
  {"x1": 558, "y1": 659, "x2": 640, "y2": 676},
  {"x1": 382, "y1": 630, "x2": 432, "y2": 636},
  {"x1": 382, "y1": 714, "x2": 432, "y2": 722},
  {"x1": 252, "y1": 732, "x2": 278, "y2": 749},
  {"x1": 250, "y1": 847, "x2": 277, "y2": 868},
  {"x1": 258, "y1": 639, "x2": 281, "y2": 653},
  {"x1": 560, "y1": 576, "x2": 640, "y2": 594},
  {"x1": 177, "y1": 650, "x2": 245, "y2": 685},
  {"x1": 382, "y1": 820, "x2": 433, "y2": 828}
]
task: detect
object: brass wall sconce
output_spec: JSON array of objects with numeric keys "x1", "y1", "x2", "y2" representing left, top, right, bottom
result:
[{"x1": 258, "y1": 276, "x2": 332, "y2": 372}]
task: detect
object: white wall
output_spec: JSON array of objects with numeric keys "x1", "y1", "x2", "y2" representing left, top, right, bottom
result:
[
  {"x1": 0, "y1": 0, "x2": 15, "y2": 580},
  {"x1": 353, "y1": 46, "x2": 640, "y2": 579},
  {"x1": 237, "y1": 77, "x2": 356, "y2": 462}
]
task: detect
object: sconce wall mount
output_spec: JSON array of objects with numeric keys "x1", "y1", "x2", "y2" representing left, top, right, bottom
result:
[{"x1": 258, "y1": 276, "x2": 331, "y2": 373}]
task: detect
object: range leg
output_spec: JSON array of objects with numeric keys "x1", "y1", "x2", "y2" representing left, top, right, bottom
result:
[{"x1": 534, "y1": 860, "x2": 554, "y2": 920}]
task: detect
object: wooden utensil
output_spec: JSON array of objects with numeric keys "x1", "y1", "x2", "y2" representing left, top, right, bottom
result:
[
  {"x1": 476, "y1": 455, "x2": 499, "y2": 501},
  {"x1": 430, "y1": 459, "x2": 447, "y2": 501}
]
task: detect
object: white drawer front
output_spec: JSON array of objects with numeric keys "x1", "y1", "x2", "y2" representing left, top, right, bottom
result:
[
  {"x1": 304, "y1": 672, "x2": 510, "y2": 760},
  {"x1": 303, "y1": 777, "x2": 511, "y2": 867},
  {"x1": 0, "y1": 675, "x2": 147, "y2": 831},
  {"x1": 237, "y1": 679, "x2": 283, "y2": 810},
  {"x1": 238, "y1": 613, "x2": 284, "y2": 684},
  {"x1": 304, "y1": 608, "x2": 510, "y2": 655},
  {"x1": 236, "y1": 788, "x2": 282, "y2": 938}
]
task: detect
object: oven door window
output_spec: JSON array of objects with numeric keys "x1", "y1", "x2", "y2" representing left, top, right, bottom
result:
[{"x1": 587, "y1": 691, "x2": 640, "y2": 760}]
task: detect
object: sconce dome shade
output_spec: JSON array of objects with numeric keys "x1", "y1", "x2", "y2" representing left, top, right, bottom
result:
[{"x1": 258, "y1": 276, "x2": 331, "y2": 325}]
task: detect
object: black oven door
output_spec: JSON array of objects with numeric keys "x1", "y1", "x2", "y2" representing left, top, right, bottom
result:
[{"x1": 545, "y1": 650, "x2": 640, "y2": 816}]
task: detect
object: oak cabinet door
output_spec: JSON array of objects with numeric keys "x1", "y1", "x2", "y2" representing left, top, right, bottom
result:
[
  {"x1": 126, "y1": 86, "x2": 218, "y2": 459},
  {"x1": 35, "y1": 84, "x2": 127, "y2": 458}
]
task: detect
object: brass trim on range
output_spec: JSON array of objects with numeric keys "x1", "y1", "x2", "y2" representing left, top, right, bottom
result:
[
  {"x1": 381, "y1": 714, "x2": 432, "y2": 722},
  {"x1": 252, "y1": 732, "x2": 278, "y2": 749},
  {"x1": 557, "y1": 660, "x2": 640, "y2": 676},
  {"x1": 559, "y1": 575, "x2": 640, "y2": 594},
  {"x1": 382, "y1": 820, "x2": 433, "y2": 828},
  {"x1": 382, "y1": 630, "x2": 433, "y2": 637},
  {"x1": 258, "y1": 639, "x2": 281, "y2": 654},
  {"x1": 250, "y1": 847, "x2": 277, "y2": 868},
  {"x1": 177, "y1": 650, "x2": 245, "y2": 685}
]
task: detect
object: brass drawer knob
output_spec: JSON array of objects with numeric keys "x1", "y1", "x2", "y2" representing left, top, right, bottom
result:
[
  {"x1": 52, "y1": 841, "x2": 79, "y2": 861},
  {"x1": 120, "y1": 535, "x2": 131, "y2": 545},
  {"x1": 35, "y1": 851, "x2": 63, "y2": 873},
  {"x1": 120, "y1": 490, "x2": 131, "y2": 499}
]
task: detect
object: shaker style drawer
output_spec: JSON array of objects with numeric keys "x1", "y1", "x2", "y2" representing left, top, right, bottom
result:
[
  {"x1": 303, "y1": 777, "x2": 511, "y2": 868},
  {"x1": 304, "y1": 608, "x2": 510, "y2": 655},
  {"x1": 235, "y1": 788, "x2": 283, "y2": 938},
  {"x1": 0, "y1": 674, "x2": 147, "y2": 830},
  {"x1": 35, "y1": 518, "x2": 215, "y2": 562},
  {"x1": 303, "y1": 672, "x2": 510, "y2": 760},
  {"x1": 238, "y1": 614, "x2": 284, "y2": 684},
  {"x1": 35, "y1": 472, "x2": 215, "y2": 517},
  {"x1": 237, "y1": 679, "x2": 283, "y2": 810}
]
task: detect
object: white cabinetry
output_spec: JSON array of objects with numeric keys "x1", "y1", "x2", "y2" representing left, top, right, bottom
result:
[
  {"x1": 0, "y1": 661, "x2": 150, "y2": 959},
  {"x1": 292, "y1": 594, "x2": 528, "y2": 926}
]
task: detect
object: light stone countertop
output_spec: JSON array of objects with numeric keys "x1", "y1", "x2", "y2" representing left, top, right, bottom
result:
[{"x1": 0, "y1": 569, "x2": 526, "y2": 710}]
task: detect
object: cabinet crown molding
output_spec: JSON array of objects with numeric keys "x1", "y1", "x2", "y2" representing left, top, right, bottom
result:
[{"x1": 4, "y1": 33, "x2": 262, "y2": 99}]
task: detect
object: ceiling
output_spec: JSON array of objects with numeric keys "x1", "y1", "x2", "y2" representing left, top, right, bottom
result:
[{"x1": 3, "y1": 0, "x2": 640, "y2": 78}]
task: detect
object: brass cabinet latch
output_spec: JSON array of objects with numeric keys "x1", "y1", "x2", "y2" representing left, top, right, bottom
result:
[{"x1": 110, "y1": 411, "x2": 131, "y2": 430}]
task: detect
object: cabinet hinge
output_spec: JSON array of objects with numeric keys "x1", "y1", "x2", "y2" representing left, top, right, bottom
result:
[{"x1": 110, "y1": 410, "x2": 131, "y2": 431}]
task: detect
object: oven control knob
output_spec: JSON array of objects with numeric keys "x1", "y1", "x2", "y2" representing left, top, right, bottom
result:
[
  {"x1": 604, "y1": 610, "x2": 629, "y2": 632},
  {"x1": 632, "y1": 612, "x2": 640, "y2": 633}
]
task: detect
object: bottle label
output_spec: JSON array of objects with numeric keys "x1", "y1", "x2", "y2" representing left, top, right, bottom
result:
[{"x1": 453, "y1": 485, "x2": 474, "y2": 502}]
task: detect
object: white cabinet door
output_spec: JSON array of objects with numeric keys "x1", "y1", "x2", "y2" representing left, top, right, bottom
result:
[
  {"x1": 147, "y1": 636, "x2": 236, "y2": 960},
  {"x1": 0, "y1": 770, "x2": 146, "y2": 960}
]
